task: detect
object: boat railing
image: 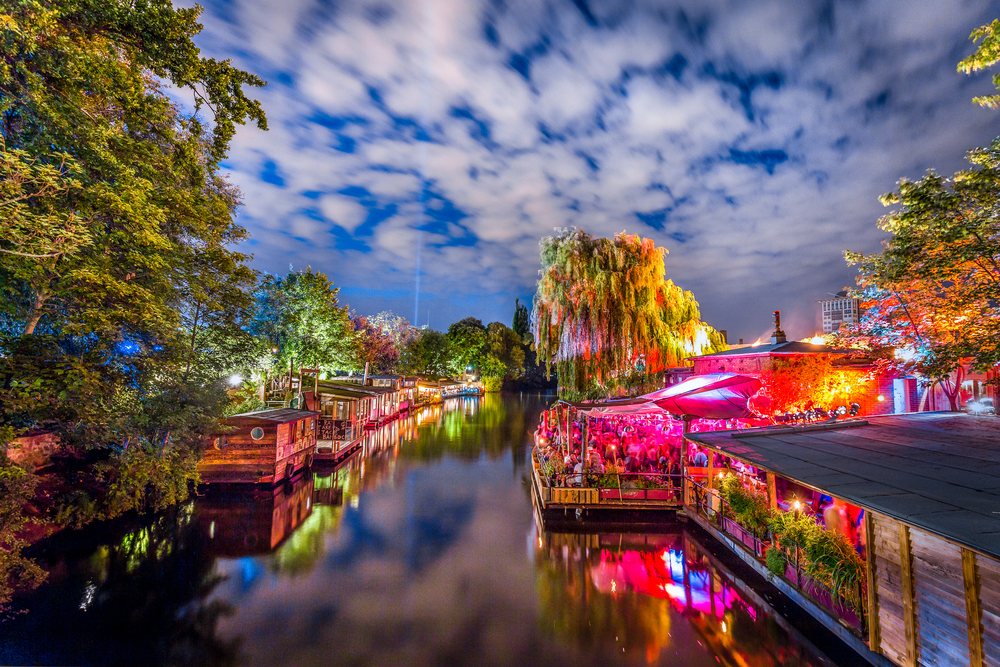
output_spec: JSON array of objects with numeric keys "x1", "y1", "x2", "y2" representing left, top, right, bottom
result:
[{"x1": 687, "y1": 477, "x2": 868, "y2": 637}]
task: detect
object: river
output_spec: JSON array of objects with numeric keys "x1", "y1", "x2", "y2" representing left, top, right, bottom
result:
[{"x1": 1, "y1": 394, "x2": 865, "y2": 666}]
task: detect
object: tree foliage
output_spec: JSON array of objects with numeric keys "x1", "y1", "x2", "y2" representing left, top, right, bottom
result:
[
  {"x1": 959, "y1": 18, "x2": 1000, "y2": 109},
  {"x1": 250, "y1": 268, "x2": 356, "y2": 372},
  {"x1": 839, "y1": 140, "x2": 1000, "y2": 399},
  {"x1": 446, "y1": 317, "x2": 487, "y2": 376},
  {"x1": 0, "y1": 0, "x2": 267, "y2": 529},
  {"x1": 512, "y1": 298, "x2": 530, "y2": 341},
  {"x1": 531, "y1": 228, "x2": 726, "y2": 395}
]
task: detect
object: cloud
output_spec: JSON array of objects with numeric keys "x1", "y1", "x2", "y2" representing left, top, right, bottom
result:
[{"x1": 186, "y1": 0, "x2": 1000, "y2": 337}]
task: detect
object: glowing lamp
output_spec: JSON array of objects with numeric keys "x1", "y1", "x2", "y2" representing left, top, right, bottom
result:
[
  {"x1": 792, "y1": 500, "x2": 802, "y2": 511},
  {"x1": 228, "y1": 374, "x2": 242, "y2": 386},
  {"x1": 877, "y1": 395, "x2": 885, "y2": 402}
]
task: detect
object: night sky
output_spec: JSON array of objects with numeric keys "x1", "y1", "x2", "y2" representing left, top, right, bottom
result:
[{"x1": 179, "y1": 0, "x2": 998, "y2": 341}]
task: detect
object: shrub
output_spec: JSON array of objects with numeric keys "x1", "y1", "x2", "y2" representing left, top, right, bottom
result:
[{"x1": 765, "y1": 546, "x2": 786, "y2": 576}]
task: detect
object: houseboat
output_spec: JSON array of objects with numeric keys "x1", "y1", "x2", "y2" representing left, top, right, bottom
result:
[
  {"x1": 199, "y1": 408, "x2": 319, "y2": 485},
  {"x1": 686, "y1": 412, "x2": 1000, "y2": 667}
]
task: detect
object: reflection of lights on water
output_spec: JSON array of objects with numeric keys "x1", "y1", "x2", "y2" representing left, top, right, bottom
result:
[
  {"x1": 721, "y1": 621, "x2": 727, "y2": 633},
  {"x1": 79, "y1": 583, "x2": 96, "y2": 610},
  {"x1": 209, "y1": 521, "x2": 215, "y2": 539},
  {"x1": 611, "y1": 580, "x2": 616, "y2": 593},
  {"x1": 350, "y1": 496, "x2": 359, "y2": 508},
  {"x1": 538, "y1": 537, "x2": 543, "y2": 548}
]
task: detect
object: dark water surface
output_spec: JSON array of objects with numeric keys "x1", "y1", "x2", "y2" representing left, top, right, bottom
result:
[{"x1": 2, "y1": 395, "x2": 858, "y2": 666}]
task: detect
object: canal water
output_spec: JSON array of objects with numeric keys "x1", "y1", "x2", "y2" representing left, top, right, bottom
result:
[{"x1": 2, "y1": 395, "x2": 862, "y2": 666}]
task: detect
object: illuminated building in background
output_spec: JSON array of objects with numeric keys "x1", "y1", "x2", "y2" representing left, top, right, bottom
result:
[{"x1": 817, "y1": 289, "x2": 862, "y2": 333}]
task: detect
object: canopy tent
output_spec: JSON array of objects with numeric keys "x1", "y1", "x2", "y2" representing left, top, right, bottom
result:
[{"x1": 641, "y1": 373, "x2": 762, "y2": 420}]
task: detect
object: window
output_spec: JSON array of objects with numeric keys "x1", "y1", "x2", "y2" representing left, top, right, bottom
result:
[
  {"x1": 213, "y1": 436, "x2": 226, "y2": 450},
  {"x1": 250, "y1": 427, "x2": 265, "y2": 440}
]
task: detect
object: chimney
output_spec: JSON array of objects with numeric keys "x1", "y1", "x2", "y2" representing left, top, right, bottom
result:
[
  {"x1": 771, "y1": 310, "x2": 787, "y2": 345},
  {"x1": 719, "y1": 329, "x2": 728, "y2": 344}
]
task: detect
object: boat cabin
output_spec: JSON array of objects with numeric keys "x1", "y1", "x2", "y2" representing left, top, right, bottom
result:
[{"x1": 199, "y1": 408, "x2": 319, "y2": 485}]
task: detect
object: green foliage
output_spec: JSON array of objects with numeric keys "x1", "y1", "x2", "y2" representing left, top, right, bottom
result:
[
  {"x1": 531, "y1": 228, "x2": 726, "y2": 395},
  {"x1": 765, "y1": 545, "x2": 787, "y2": 576},
  {"x1": 512, "y1": 298, "x2": 530, "y2": 340},
  {"x1": 250, "y1": 268, "x2": 357, "y2": 372},
  {"x1": 766, "y1": 507, "x2": 866, "y2": 612},
  {"x1": 840, "y1": 140, "x2": 1000, "y2": 384},
  {"x1": 717, "y1": 474, "x2": 770, "y2": 538},
  {"x1": 398, "y1": 329, "x2": 452, "y2": 377},
  {"x1": 481, "y1": 321, "x2": 524, "y2": 388},
  {"x1": 958, "y1": 18, "x2": 1000, "y2": 109},
  {"x1": 0, "y1": 450, "x2": 46, "y2": 613},
  {"x1": 446, "y1": 317, "x2": 487, "y2": 376}
]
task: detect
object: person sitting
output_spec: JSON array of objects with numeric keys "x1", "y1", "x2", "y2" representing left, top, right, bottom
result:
[{"x1": 692, "y1": 449, "x2": 708, "y2": 467}]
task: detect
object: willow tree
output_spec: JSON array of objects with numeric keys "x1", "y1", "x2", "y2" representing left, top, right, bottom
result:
[{"x1": 531, "y1": 228, "x2": 726, "y2": 396}]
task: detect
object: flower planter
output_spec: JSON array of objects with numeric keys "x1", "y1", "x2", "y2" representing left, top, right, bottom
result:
[
  {"x1": 644, "y1": 489, "x2": 674, "y2": 501},
  {"x1": 599, "y1": 489, "x2": 621, "y2": 499}
]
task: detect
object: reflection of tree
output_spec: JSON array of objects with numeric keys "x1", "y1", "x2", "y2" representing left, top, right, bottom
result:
[
  {"x1": 3, "y1": 505, "x2": 240, "y2": 666},
  {"x1": 400, "y1": 395, "x2": 540, "y2": 463}
]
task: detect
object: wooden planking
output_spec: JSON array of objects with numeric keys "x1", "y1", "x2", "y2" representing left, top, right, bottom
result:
[
  {"x1": 867, "y1": 511, "x2": 882, "y2": 652},
  {"x1": 912, "y1": 528, "x2": 970, "y2": 667},
  {"x1": 979, "y1": 555, "x2": 1000, "y2": 667},
  {"x1": 964, "y1": 549, "x2": 985, "y2": 667},
  {"x1": 874, "y1": 512, "x2": 909, "y2": 665},
  {"x1": 898, "y1": 523, "x2": 917, "y2": 667}
]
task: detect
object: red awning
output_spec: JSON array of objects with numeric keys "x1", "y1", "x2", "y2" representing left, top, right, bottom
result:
[{"x1": 641, "y1": 373, "x2": 762, "y2": 420}]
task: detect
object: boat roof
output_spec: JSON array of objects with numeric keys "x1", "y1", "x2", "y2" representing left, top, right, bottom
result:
[
  {"x1": 226, "y1": 408, "x2": 320, "y2": 423},
  {"x1": 688, "y1": 412, "x2": 1000, "y2": 559}
]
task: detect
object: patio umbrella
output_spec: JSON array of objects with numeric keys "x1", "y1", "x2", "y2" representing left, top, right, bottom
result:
[{"x1": 641, "y1": 373, "x2": 762, "y2": 420}]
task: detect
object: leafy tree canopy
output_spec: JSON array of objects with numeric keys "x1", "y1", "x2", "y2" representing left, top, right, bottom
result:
[
  {"x1": 840, "y1": 140, "x2": 1000, "y2": 391},
  {"x1": 250, "y1": 268, "x2": 356, "y2": 373},
  {"x1": 959, "y1": 18, "x2": 1000, "y2": 109},
  {"x1": 531, "y1": 228, "x2": 726, "y2": 395}
]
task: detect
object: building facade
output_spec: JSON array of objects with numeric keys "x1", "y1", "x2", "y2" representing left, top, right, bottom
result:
[{"x1": 818, "y1": 290, "x2": 862, "y2": 333}]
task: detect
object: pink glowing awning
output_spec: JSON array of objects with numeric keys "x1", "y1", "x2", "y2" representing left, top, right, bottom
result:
[
  {"x1": 583, "y1": 402, "x2": 669, "y2": 417},
  {"x1": 641, "y1": 373, "x2": 762, "y2": 420}
]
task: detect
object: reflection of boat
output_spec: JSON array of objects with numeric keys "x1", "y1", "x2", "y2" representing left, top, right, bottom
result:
[{"x1": 195, "y1": 476, "x2": 315, "y2": 556}]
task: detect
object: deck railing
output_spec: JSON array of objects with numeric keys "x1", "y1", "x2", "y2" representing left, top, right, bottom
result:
[{"x1": 687, "y1": 477, "x2": 867, "y2": 637}]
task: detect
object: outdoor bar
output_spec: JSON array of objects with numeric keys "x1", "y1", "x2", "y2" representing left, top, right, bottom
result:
[{"x1": 686, "y1": 412, "x2": 1000, "y2": 667}]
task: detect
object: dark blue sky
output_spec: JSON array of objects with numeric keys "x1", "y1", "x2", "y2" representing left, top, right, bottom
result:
[{"x1": 180, "y1": 0, "x2": 998, "y2": 341}]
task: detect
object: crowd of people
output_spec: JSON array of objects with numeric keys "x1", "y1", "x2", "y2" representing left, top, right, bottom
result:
[{"x1": 534, "y1": 409, "x2": 688, "y2": 489}]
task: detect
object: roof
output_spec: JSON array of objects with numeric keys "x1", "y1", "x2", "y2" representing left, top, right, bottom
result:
[
  {"x1": 314, "y1": 383, "x2": 370, "y2": 399},
  {"x1": 323, "y1": 381, "x2": 398, "y2": 395},
  {"x1": 226, "y1": 408, "x2": 320, "y2": 423},
  {"x1": 688, "y1": 412, "x2": 1000, "y2": 559},
  {"x1": 689, "y1": 340, "x2": 855, "y2": 359}
]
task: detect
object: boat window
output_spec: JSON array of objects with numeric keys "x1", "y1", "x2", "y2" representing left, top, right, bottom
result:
[{"x1": 250, "y1": 427, "x2": 265, "y2": 440}]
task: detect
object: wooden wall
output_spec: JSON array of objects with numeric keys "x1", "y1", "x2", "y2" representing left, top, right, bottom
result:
[
  {"x1": 873, "y1": 512, "x2": 909, "y2": 665},
  {"x1": 911, "y1": 530, "x2": 971, "y2": 666},
  {"x1": 870, "y1": 510, "x2": 1000, "y2": 667}
]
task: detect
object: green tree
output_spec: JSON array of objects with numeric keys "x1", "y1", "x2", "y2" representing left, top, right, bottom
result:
[
  {"x1": 446, "y1": 317, "x2": 487, "y2": 376},
  {"x1": 250, "y1": 268, "x2": 358, "y2": 373},
  {"x1": 959, "y1": 18, "x2": 1000, "y2": 109},
  {"x1": 480, "y1": 322, "x2": 524, "y2": 392},
  {"x1": 512, "y1": 298, "x2": 530, "y2": 341},
  {"x1": 398, "y1": 329, "x2": 452, "y2": 377},
  {"x1": 839, "y1": 141, "x2": 1000, "y2": 409},
  {"x1": 531, "y1": 228, "x2": 726, "y2": 396},
  {"x1": 0, "y1": 0, "x2": 267, "y2": 527}
]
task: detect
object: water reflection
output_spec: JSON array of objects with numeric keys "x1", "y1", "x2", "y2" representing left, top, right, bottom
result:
[
  {"x1": 2, "y1": 395, "x2": 844, "y2": 667},
  {"x1": 533, "y1": 529, "x2": 836, "y2": 667}
]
